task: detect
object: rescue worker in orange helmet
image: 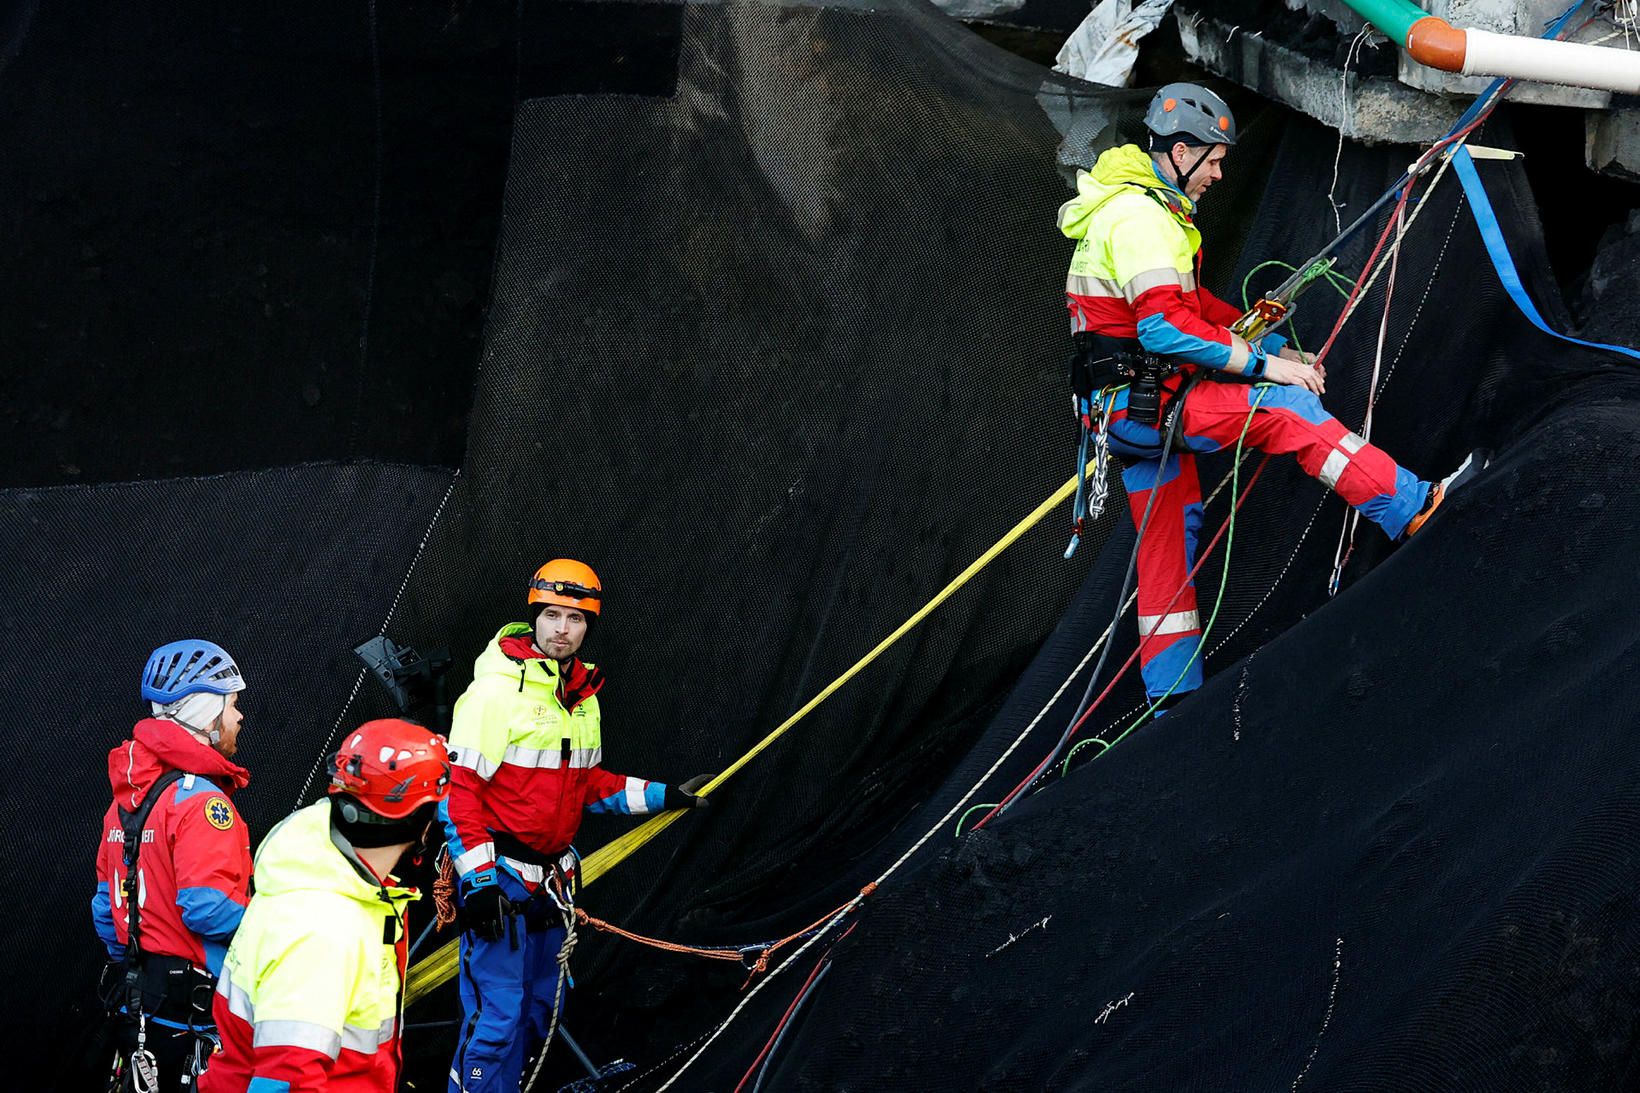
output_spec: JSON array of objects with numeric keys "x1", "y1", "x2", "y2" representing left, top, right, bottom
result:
[
  {"x1": 199, "y1": 719, "x2": 451, "y2": 1093},
  {"x1": 440, "y1": 559, "x2": 712, "y2": 1093}
]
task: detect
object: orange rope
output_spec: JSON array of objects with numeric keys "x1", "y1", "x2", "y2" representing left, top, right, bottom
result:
[{"x1": 573, "y1": 883, "x2": 878, "y2": 981}]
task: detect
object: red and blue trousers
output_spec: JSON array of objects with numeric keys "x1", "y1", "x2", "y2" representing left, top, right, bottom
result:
[{"x1": 1101, "y1": 378, "x2": 1429, "y2": 700}]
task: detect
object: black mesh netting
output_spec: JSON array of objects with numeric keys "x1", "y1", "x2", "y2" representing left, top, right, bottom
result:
[{"x1": 8, "y1": 1, "x2": 1640, "y2": 1089}]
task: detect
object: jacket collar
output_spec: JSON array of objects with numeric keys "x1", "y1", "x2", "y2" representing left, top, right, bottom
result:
[
  {"x1": 108, "y1": 718, "x2": 251, "y2": 810},
  {"x1": 486, "y1": 624, "x2": 606, "y2": 712}
]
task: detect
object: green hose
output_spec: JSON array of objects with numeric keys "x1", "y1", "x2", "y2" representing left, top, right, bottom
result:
[{"x1": 1336, "y1": 0, "x2": 1427, "y2": 46}]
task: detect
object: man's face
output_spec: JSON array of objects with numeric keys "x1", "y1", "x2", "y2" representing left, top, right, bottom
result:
[
  {"x1": 534, "y1": 604, "x2": 588, "y2": 661},
  {"x1": 1172, "y1": 142, "x2": 1228, "y2": 201},
  {"x1": 215, "y1": 692, "x2": 243, "y2": 759}
]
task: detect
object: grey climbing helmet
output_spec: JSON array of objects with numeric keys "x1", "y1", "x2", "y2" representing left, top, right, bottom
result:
[{"x1": 1145, "y1": 82, "x2": 1236, "y2": 147}]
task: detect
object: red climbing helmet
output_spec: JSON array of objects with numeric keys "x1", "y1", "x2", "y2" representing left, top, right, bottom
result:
[{"x1": 328, "y1": 718, "x2": 452, "y2": 820}]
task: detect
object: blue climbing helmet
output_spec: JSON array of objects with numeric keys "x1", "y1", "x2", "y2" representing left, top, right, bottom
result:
[{"x1": 141, "y1": 639, "x2": 247, "y2": 704}]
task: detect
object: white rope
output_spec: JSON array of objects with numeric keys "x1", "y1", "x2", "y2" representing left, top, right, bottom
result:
[
  {"x1": 652, "y1": 555, "x2": 1144, "y2": 1088},
  {"x1": 293, "y1": 469, "x2": 463, "y2": 805},
  {"x1": 523, "y1": 908, "x2": 577, "y2": 1092},
  {"x1": 1324, "y1": 141, "x2": 1463, "y2": 593},
  {"x1": 1329, "y1": 26, "x2": 1375, "y2": 236}
]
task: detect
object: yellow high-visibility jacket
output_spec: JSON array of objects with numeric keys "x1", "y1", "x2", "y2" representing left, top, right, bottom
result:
[
  {"x1": 1058, "y1": 143, "x2": 1284, "y2": 375},
  {"x1": 200, "y1": 801, "x2": 417, "y2": 1093}
]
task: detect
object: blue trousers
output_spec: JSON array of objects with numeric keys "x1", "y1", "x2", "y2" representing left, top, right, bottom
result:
[{"x1": 448, "y1": 873, "x2": 569, "y2": 1093}]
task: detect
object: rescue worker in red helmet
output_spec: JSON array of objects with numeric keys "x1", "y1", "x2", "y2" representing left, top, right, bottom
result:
[
  {"x1": 199, "y1": 719, "x2": 451, "y2": 1093},
  {"x1": 94, "y1": 639, "x2": 253, "y2": 1092},
  {"x1": 1060, "y1": 83, "x2": 1483, "y2": 712},
  {"x1": 440, "y1": 559, "x2": 711, "y2": 1093}
]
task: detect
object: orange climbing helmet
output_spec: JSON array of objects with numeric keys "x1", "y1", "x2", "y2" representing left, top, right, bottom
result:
[{"x1": 527, "y1": 558, "x2": 603, "y2": 617}]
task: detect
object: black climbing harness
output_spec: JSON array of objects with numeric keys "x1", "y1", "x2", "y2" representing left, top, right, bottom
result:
[
  {"x1": 108, "y1": 769, "x2": 216, "y2": 1093},
  {"x1": 1065, "y1": 333, "x2": 1184, "y2": 558}
]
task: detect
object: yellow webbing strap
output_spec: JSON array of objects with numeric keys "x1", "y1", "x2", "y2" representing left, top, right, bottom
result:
[{"x1": 404, "y1": 461, "x2": 1091, "y2": 1004}]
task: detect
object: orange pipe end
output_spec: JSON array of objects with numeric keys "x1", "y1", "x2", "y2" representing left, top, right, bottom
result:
[{"x1": 1406, "y1": 15, "x2": 1468, "y2": 72}]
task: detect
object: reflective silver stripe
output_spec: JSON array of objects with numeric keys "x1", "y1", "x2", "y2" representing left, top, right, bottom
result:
[
  {"x1": 254, "y1": 1019, "x2": 342, "y2": 1058},
  {"x1": 1338, "y1": 431, "x2": 1366, "y2": 454},
  {"x1": 339, "y1": 1016, "x2": 395, "y2": 1053},
  {"x1": 624, "y1": 778, "x2": 647, "y2": 814},
  {"x1": 1319, "y1": 449, "x2": 1351, "y2": 490},
  {"x1": 453, "y1": 843, "x2": 495, "y2": 875},
  {"x1": 217, "y1": 965, "x2": 252, "y2": 1019},
  {"x1": 500, "y1": 855, "x2": 546, "y2": 883},
  {"x1": 1179, "y1": 269, "x2": 1198, "y2": 292},
  {"x1": 450, "y1": 747, "x2": 497, "y2": 780},
  {"x1": 1137, "y1": 609, "x2": 1200, "y2": 637},
  {"x1": 499, "y1": 744, "x2": 602, "y2": 770},
  {"x1": 1227, "y1": 334, "x2": 1252, "y2": 374},
  {"x1": 1066, "y1": 273, "x2": 1123, "y2": 298},
  {"x1": 1121, "y1": 267, "x2": 1185, "y2": 303}
]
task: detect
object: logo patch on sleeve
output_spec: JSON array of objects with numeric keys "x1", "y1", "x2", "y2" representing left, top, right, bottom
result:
[{"x1": 204, "y1": 797, "x2": 235, "y2": 830}]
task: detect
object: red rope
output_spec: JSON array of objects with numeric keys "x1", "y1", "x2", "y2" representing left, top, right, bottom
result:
[
  {"x1": 733, "y1": 923, "x2": 858, "y2": 1093},
  {"x1": 971, "y1": 454, "x2": 1273, "y2": 830}
]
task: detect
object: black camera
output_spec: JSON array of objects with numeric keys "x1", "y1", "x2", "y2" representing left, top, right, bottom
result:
[{"x1": 1126, "y1": 360, "x2": 1168, "y2": 427}]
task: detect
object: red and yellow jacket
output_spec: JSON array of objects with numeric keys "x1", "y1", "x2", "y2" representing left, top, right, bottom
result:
[
  {"x1": 438, "y1": 625, "x2": 670, "y2": 891},
  {"x1": 200, "y1": 801, "x2": 416, "y2": 1093},
  {"x1": 92, "y1": 718, "x2": 252, "y2": 976},
  {"x1": 1058, "y1": 143, "x2": 1287, "y2": 378}
]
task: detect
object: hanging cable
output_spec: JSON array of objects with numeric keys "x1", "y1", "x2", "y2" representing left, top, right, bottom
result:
[{"x1": 987, "y1": 374, "x2": 1198, "y2": 821}]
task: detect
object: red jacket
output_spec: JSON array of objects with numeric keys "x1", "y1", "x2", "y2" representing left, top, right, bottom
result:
[
  {"x1": 92, "y1": 718, "x2": 252, "y2": 975},
  {"x1": 439, "y1": 626, "x2": 670, "y2": 890}
]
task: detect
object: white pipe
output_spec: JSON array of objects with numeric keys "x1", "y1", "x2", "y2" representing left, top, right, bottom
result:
[{"x1": 1461, "y1": 27, "x2": 1640, "y2": 93}]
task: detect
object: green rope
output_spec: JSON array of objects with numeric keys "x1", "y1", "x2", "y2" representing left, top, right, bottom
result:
[
  {"x1": 953, "y1": 802, "x2": 1000, "y2": 838},
  {"x1": 1240, "y1": 258, "x2": 1353, "y2": 312},
  {"x1": 1060, "y1": 386, "x2": 1267, "y2": 775}
]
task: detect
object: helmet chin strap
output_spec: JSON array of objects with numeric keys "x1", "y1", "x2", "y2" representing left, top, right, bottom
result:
[
  {"x1": 156, "y1": 692, "x2": 227, "y2": 745},
  {"x1": 180, "y1": 719, "x2": 222, "y2": 747},
  {"x1": 1172, "y1": 144, "x2": 1209, "y2": 195}
]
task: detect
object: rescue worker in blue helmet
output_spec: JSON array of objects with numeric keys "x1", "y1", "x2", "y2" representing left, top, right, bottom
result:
[
  {"x1": 1060, "y1": 83, "x2": 1485, "y2": 712},
  {"x1": 440, "y1": 560, "x2": 714, "y2": 1093},
  {"x1": 93, "y1": 639, "x2": 254, "y2": 1091}
]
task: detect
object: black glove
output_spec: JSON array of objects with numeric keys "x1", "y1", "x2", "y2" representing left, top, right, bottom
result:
[
  {"x1": 663, "y1": 774, "x2": 714, "y2": 810},
  {"x1": 461, "y1": 883, "x2": 513, "y2": 941}
]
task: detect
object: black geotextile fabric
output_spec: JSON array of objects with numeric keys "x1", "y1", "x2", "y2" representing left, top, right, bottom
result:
[
  {"x1": 758, "y1": 397, "x2": 1640, "y2": 1093},
  {"x1": 13, "y1": 0, "x2": 1640, "y2": 1089},
  {"x1": 651, "y1": 26, "x2": 1640, "y2": 1093},
  {"x1": 386, "y1": 3, "x2": 1150, "y2": 1078},
  {"x1": 0, "y1": 464, "x2": 455, "y2": 1082},
  {"x1": 360, "y1": 5, "x2": 1640, "y2": 1092},
  {"x1": 377, "y1": 2, "x2": 1640, "y2": 1089}
]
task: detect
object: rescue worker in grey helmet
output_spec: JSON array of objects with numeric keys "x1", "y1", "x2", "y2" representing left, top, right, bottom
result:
[{"x1": 1059, "y1": 83, "x2": 1487, "y2": 712}]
